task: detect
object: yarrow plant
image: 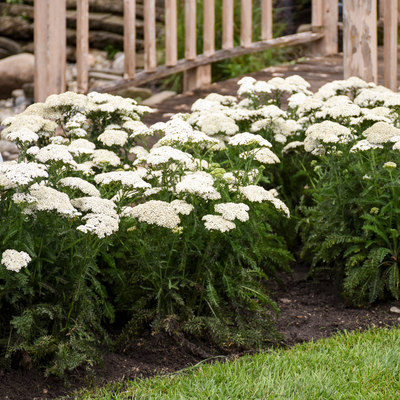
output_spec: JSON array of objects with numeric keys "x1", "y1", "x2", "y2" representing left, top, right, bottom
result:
[
  {"x1": 5, "y1": 73, "x2": 399, "y2": 378},
  {"x1": 0, "y1": 88, "x2": 293, "y2": 376}
]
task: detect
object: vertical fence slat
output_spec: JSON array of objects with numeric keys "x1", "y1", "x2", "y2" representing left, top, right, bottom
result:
[
  {"x1": 124, "y1": 0, "x2": 136, "y2": 79},
  {"x1": 203, "y1": 0, "x2": 215, "y2": 56},
  {"x1": 384, "y1": 0, "x2": 398, "y2": 91},
  {"x1": 34, "y1": 0, "x2": 66, "y2": 103},
  {"x1": 144, "y1": 0, "x2": 156, "y2": 73},
  {"x1": 184, "y1": 0, "x2": 197, "y2": 91},
  {"x1": 222, "y1": 0, "x2": 234, "y2": 49},
  {"x1": 34, "y1": 0, "x2": 47, "y2": 102},
  {"x1": 343, "y1": 0, "x2": 378, "y2": 83},
  {"x1": 312, "y1": 0, "x2": 323, "y2": 28},
  {"x1": 185, "y1": 0, "x2": 196, "y2": 60},
  {"x1": 165, "y1": 0, "x2": 177, "y2": 66},
  {"x1": 77, "y1": 0, "x2": 89, "y2": 93},
  {"x1": 241, "y1": 0, "x2": 252, "y2": 47},
  {"x1": 313, "y1": 0, "x2": 338, "y2": 56},
  {"x1": 48, "y1": 0, "x2": 66, "y2": 96},
  {"x1": 198, "y1": 0, "x2": 214, "y2": 87},
  {"x1": 379, "y1": 0, "x2": 385, "y2": 20},
  {"x1": 261, "y1": 0, "x2": 273, "y2": 40}
]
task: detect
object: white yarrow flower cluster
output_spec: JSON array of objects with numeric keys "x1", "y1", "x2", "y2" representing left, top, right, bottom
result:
[
  {"x1": 59, "y1": 177, "x2": 101, "y2": 197},
  {"x1": 6, "y1": 128, "x2": 39, "y2": 144},
  {"x1": 239, "y1": 147, "x2": 280, "y2": 164},
  {"x1": 98, "y1": 129, "x2": 128, "y2": 147},
  {"x1": 239, "y1": 185, "x2": 290, "y2": 217},
  {"x1": 0, "y1": 162, "x2": 48, "y2": 185},
  {"x1": 1, "y1": 249, "x2": 31, "y2": 272},
  {"x1": 121, "y1": 200, "x2": 181, "y2": 230},
  {"x1": 176, "y1": 172, "x2": 221, "y2": 200},
  {"x1": 202, "y1": 214, "x2": 236, "y2": 232},
  {"x1": 228, "y1": 132, "x2": 272, "y2": 147},
  {"x1": 214, "y1": 202, "x2": 250, "y2": 222},
  {"x1": 95, "y1": 170, "x2": 150, "y2": 189}
]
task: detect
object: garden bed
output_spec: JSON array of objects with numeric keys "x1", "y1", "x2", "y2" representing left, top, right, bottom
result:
[{"x1": 1, "y1": 262, "x2": 399, "y2": 400}]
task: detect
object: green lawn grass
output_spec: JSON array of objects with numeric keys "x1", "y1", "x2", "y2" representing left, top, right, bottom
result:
[{"x1": 72, "y1": 327, "x2": 400, "y2": 399}]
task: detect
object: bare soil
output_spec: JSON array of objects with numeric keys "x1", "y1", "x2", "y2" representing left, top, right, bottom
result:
[{"x1": 1, "y1": 260, "x2": 400, "y2": 400}]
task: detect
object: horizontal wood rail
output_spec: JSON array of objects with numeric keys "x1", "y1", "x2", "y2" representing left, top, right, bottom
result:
[{"x1": 94, "y1": 32, "x2": 324, "y2": 93}]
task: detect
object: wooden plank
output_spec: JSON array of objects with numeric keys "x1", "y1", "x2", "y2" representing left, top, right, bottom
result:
[
  {"x1": 144, "y1": 0, "x2": 156, "y2": 73},
  {"x1": 34, "y1": 0, "x2": 66, "y2": 102},
  {"x1": 185, "y1": 0, "x2": 196, "y2": 60},
  {"x1": 343, "y1": 0, "x2": 378, "y2": 83},
  {"x1": 184, "y1": 0, "x2": 197, "y2": 91},
  {"x1": 124, "y1": 0, "x2": 136, "y2": 79},
  {"x1": 241, "y1": 0, "x2": 252, "y2": 47},
  {"x1": 199, "y1": 0, "x2": 214, "y2": 88},
  {"x1": 384, "y1": 0, "x2": 398, "y2": 90},
  {"x1": 48, "y1": 0, "x2": 66, "y2": 96},
  {"x1": 313, "y1": 0, "x2": 338, "y2": 56},
  {"x1": 261, "y1": 0, "x2": 273, "y2": 41},
  {"x1": 379, "y1": 0, "x2": 385, "y2": 20},
  {"x1": 34, "y1": 0, "x2": 48, "y2": 102},
  {"x1": 312, "y1": 0, "x2": 323, "y2": 28},
  {"x1": 165, "y1": 0, "x2": 177, "y2": 66},
  {"x1": 222, "y1": 0, "x2": 234, "y2": 49},
  {"x1": 76, "y1": 0, "x2": 89, "y2": 93},
  {"x1": 94, "y1": 32, "x2": 324, "y2": 93}
]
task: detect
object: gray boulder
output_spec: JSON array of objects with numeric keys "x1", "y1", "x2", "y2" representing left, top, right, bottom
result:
[{"x1": 0, "y1": 53, "x2": 34, "y2": 100}]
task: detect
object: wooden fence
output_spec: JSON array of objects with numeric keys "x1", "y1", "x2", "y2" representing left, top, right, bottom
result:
[{"x1": 34, "y1": 0, "x2": 399, "y2": 103}]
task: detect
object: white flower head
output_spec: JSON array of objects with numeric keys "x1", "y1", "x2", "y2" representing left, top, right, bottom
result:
[
  {"x1": 176, "y1": 172, "x2": 221, "y2": 200},
  {"x1": 6, "y1": 128, "x2": 38, "y2": 144},
  {"x1": 0, "y1": 162, "x2": 48, "y2": 186},
  {"x1": 239, "y1": 147, "x2": 280, "y2": 164},
  {"x1": 214, "y1": 202, "x2": 250, "y2": 222},
  {"x1": 98, "y1": 129, "x2": 128, "y2": 147},
  {"x1": 239, "y1": 185, "x2": 290, "y2": 217},
  {"x1": 121, "y1": 200, "x2": 181, "y2": 230},
  {"x1": 228, "y1": 132, "x2": 272, "y2": 147},
  {"x1": 91, "y1": 149, "x2": 121, "y2": 167},
  {"x1": 363, "y1": 122, "x2": 400, "y2": 144},
  {"x1": 202, "y1": 214, "x2": 236, "y2": 232},
  {"x1": 77, "y1": 213, "x2": 119, "y2": 239},
  {"x1": 1, "y1": 249, "x2": 31, "y2": 272},
  {"x1": 59, "y1": 177, "x2": 101, "y2": 197}
]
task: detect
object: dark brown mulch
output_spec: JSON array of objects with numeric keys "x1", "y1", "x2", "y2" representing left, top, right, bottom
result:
[{"x1": 1, "y1": 261, "x2": 400, "y2": 400}]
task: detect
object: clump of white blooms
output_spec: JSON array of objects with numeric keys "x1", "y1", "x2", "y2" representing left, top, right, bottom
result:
[
  {"x1": 170, "y1": 199, "x2": 194, "y2": 215},
  {"x1": 59, "y1": 177, "x2": 101, "y2": 197},
  {"x1": 239, "y1": 148, "x2": 280, "y2": 164},
  {"x1": 239, "y1": 185, "x2": 290, "y2": 217},
  {"x1": 122, "y1": 200, "x2": 181, "y2": 230},
  {"x1": 304, "y1": 121, "x2": 353, "y2": 152},
  {"x1": 228, "y1": 132, "x2": 272, "y2": 147},
  {"x1": 129, "y1": 146, "x2": 149, "y2": 158},
  {"x1": 94, "y1": 170, "x2": 150, "y2": 189},
  {"x1": 176, "y1": 172, "x2": 221, "y2": 200},
  {"x1": 6, "y1": 128, "x2": 39, "y2": 144},
  {"x1": 35, "y1": 144, "x2": 77, "y2": 166},
  {"x1": 202, "y1": 214, "x2": 236, "y2": 232},
  {"x1": 136, "y1": 146, "x2": 195, "y2": 169},
  {"x1": 350, "y1": 140, "x2": 384, "y2": 153},
  {"x1": 91, "y1": 149, "x2": 121, "y2": 167},
  {"x1": 282, "y1": 141, "x2": 304, "y2": 154},
  {"x1": 0, "y1": 162, "x2": 48, "y2": 186},
  {"x1": 71, "y1": 196, "x2": 117, "y2": 217},
  {"x1": 214, "y1": 202, "x2": 250, "y2": 222},
  {"x1": 98, "y1": 129, "x2": 128, "y2": 147},
  {"x1": 1, "y1": 249, "x2": 31, "y2": 272},
  {"x1": 383, "y1": 161, "x2": 397, "y2": 169},
  {"x1": 27, "y1": 184, "x2": 81, "y2": 217},
  {"x1": 196, "y1": 112, "x2": 239, "y2": 136},
  {"x1": 77, "y1": 213, "x2": 120, "y2": 239},
  {"x1": 363, "y1": 122, "x2": 400, "y2": 144}
]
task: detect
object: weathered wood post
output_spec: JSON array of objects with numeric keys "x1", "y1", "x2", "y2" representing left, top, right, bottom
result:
[
  {"x1": 343, "y1": 0, "x2": 378, "y2": 83},
  {"x1": 261, "y1": 0, "x2": 273, "y2": 41},
  {"x1": 34, "y1": 0, "x2": 66, "y2": 103},
  {"x1": 384, "y1": 0, "x2": 398, "y2": 91},
  {"x1": 312, "y1": 0, "x2": 338, "y2": 56},
  {"x1": 76, "y1": 0, "x2": 89, "y2": 93},
  {"x1": 144, "y1": 0, "x2": 157, "y2": 73},
  {"x1": 183, "y1": 0, "x2": 197, "y2": 91},
  {"x1": 124, "y1": 0, "x2": 136, "y2": 79}
]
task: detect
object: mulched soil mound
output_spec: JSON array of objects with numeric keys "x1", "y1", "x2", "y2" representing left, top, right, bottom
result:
[{"x1": 1, "y1": 262, "x2": 400, "y2": 400}]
